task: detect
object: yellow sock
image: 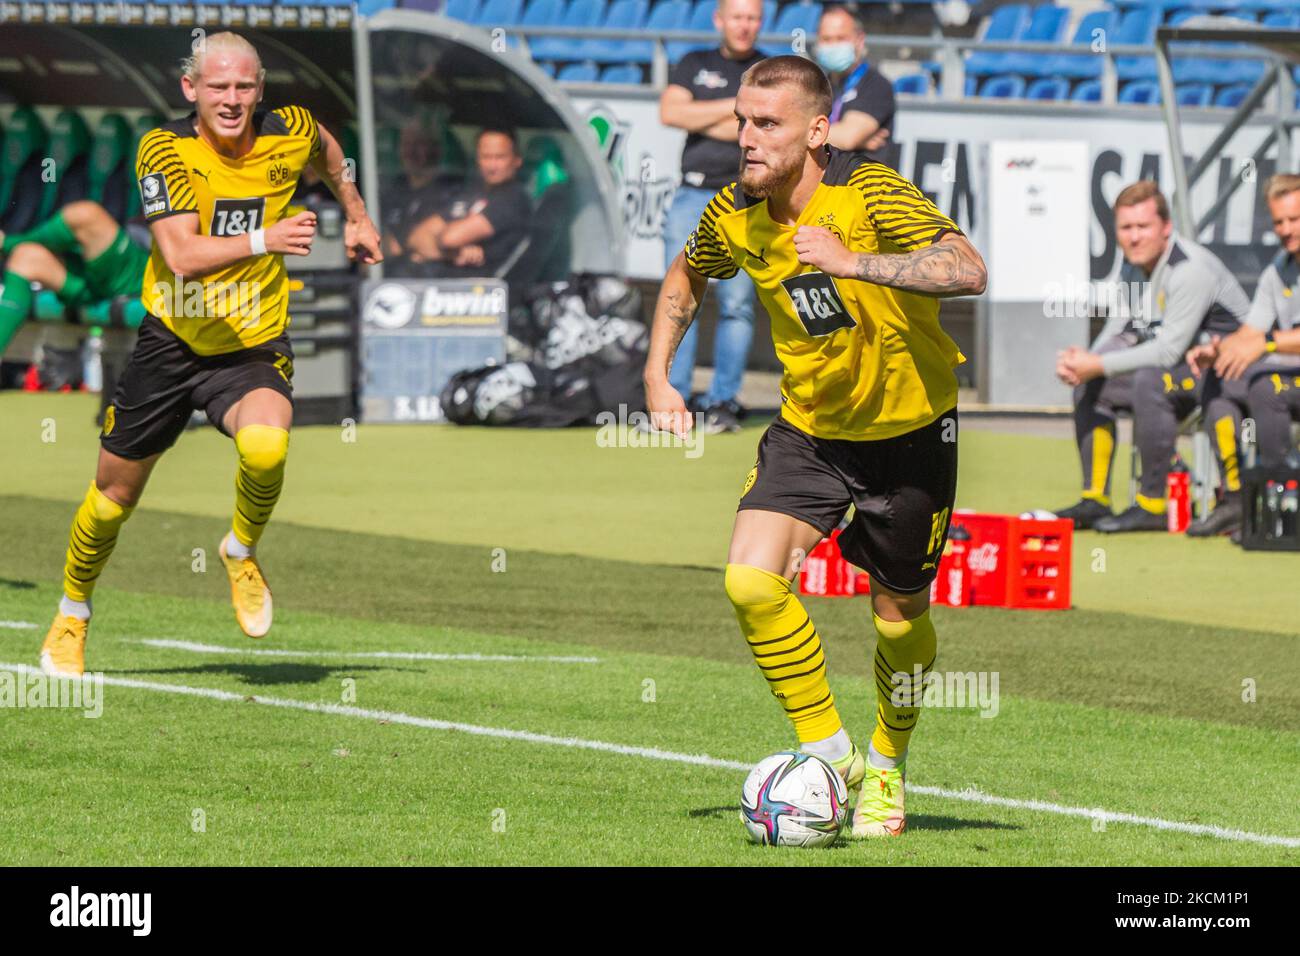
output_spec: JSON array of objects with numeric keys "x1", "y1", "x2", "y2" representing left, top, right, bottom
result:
[
  {"x1": 232, "y1": 425, "x2": 289, "y2": 548},
  {"x1": 63, "y1": 482, "x2": 133, "y2": 602},
  {"x1": 725, "y1": 564, "x2": 843, "y2": 744},
  {"x1": 1214, "y1": 416, "x2": 1241, "y2": 494},
  {"x1": 870, "y1": 608, "x2": 938, "y2": 760},
  {"x1": 1082, "y1": 424, "x2": 1115, "y2": 506}
]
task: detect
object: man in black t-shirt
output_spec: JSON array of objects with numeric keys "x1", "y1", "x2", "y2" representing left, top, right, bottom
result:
[
  {"x1": 816, "y1": 5, "x2": 895, "y2": 168},
  {"x1": 403, "y1": 127, "x2": 531, "y2": 277},
  {"x1": 383, "y1": 119, "x2": 465, "y2": 277},
  {"x1": 659, "y1": 0, "x2": 766, "y2": 434}
]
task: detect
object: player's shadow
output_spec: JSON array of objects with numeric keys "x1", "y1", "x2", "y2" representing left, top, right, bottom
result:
[
  {"x1": 689, "y1": 806, "x2": 1020, "y2": 834},
  {"x1": 114, "y1": 662, "x2": 399, "y2": 687},
  {"x1": 0, "y1": 578, "x2": 37, "y2": 590}
]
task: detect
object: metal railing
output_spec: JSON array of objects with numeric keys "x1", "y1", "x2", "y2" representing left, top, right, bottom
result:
[{"x1": 493, "y1": 23, "x2": 1300, "y2": 109}]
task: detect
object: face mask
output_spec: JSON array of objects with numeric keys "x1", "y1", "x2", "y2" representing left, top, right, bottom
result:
[{"x1": 816, "y1": 43, "x2": 856, "y2": 74}]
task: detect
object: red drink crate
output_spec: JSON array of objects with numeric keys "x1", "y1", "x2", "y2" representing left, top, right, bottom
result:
[
  {"x1": 941, "y1": 511, "x2": 1072, "y2": 610},
  {"x1": 798, "y1": 529, "x2": 858, "y2": 597},
  {"x1": 1007, "y1": 517, "x2": 1072, "y2": 609}
]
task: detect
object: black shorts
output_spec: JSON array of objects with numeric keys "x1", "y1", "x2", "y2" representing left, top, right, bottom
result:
[
  {"x1": 100, "y1": 314, "x2": 294, "y2": 460},
  {"x1": 738, "y1": 410, "x2": 959, "y2": 594}
]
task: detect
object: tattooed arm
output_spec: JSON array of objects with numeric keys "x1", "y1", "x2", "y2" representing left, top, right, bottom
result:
[
  {"x1": 853, "y1": 233, "x2": 987, "y2": 297},
  {"x1": 644, "y1": 251, "x2": 710, "y2": 437},
  {"x1": 793, "y1": 228, "x2": 987, "y2": 298}
]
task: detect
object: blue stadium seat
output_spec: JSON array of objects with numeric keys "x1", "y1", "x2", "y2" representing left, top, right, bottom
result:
[
  {"x1": 1115, "y1": 7, "x2": 1163, "y2": 81},
  {"x1": 557, "y1": 60, "x2": 599, "y2": 81},
  {"x1": 476, "y1": 0, "x2": 525, "y2": 26},
  {"x1": 1213, "y1": 84, "x2": 1251, "y2": 107},
  {"x1": 1119, "y1": 79, "x2": 1161, "y2": 104},
  {"x1": 965, "y1": 75, "x2": 978, "y2": 97},
  {"x1": 1026, "y1": 76, "x2": 1070, "y2": 100},
  {"x1": 1166, "y1": 10, "x2": 1265, "y2": 85},
  {"x1": 600, "y1": 63, "x2": 644, "y2": 83},
  {"x1": 759, "y1": 2, "x2": 824, "y2": 58},
  {"x1": 1032, "y1": 9, "x2": 1118, "y2": 79},
  {"x1": 530, "y1": 0, "x2": 606, "y2": 62},
  {"x1": 1071, "y1": 79, "x2": 1102, "y2": 102},
  {"x1": 358, "y1": 0, "x2": 396, "y2": 12},
  {"x1": 979, "y1": 74, "x2": 1027, "y2": 99},
  {"x1": 579, "y1": 0, "x2": 650, "y2": 63},
  {"x1": 965, "y1": 3, "x2": 1030, "y2": 78},
  {"x1": 520, "y1": 0, "x2": 564, "y2": 27},
  {"x1": 441, "y1": 0, "x2": 482, "y2": 21},
  {"x1": 537, "y1": 60, "x2": 558, "y2": 77},
  {"x1": 1176, "y1": 82, "x2": 1213, "y2": 106},
  {"x1": 620, "y1": 0, "x2": 692, "y2": 63},
  {"x1": 893, "y1": 74, "x2": 930, "y2": 96},
  {"x1": 668, "y1": 0, "x2": 718, "y2": 62},
  {"x1": 994, "y1": 5, "x2": 1072, "y2": 77},
  {"x1": 1262, "y1": 11, "x2": 1300, "y2": 28}
]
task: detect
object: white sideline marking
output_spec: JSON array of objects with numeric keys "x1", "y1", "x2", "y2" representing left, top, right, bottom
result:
[
  {"x1": 139, "y1": 638, "x2": 599, "y2": 665},
  {"x1": 0, "y1": 621, "x2": 39, "y2": 630},
  {"x1": 1, "y1": 660, "x2": 1296, "y2": 849}
]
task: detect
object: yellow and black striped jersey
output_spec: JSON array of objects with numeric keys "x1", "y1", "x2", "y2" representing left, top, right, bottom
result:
[
  {"x1": 685, "y1": 145, "x2": 965, "y2": 441},
  {"x1": 136, "y1": 106, "x2": 321, "y2": 356}
]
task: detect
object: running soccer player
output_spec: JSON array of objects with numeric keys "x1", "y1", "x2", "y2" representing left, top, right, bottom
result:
[
  {"x1": 39, "y1": 32, "x2": 382, "y2": 677},
  {"x1": 644, "y1": 56, "x2": 986, "y2": 837}
]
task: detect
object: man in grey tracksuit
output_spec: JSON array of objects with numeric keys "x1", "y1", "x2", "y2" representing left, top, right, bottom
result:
[
  {"x1": 1191, "y1": 173, "x2": 1300, "y2": 471},
  {"x1": 1053, "y1": 181, "x2": 1251, "y2": 535}
]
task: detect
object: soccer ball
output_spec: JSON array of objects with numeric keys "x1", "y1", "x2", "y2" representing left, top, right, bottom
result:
[{"x1": 740, "y1": 751, "x2": 848, "y2": 848}]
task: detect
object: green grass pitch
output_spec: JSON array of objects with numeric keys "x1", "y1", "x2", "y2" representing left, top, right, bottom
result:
[{"x1": 1, "y1": 393, "x2": 1296, "y2": 865}]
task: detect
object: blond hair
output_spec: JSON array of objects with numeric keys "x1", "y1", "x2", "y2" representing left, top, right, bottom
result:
[
  {"x1": 182, "y1": 32, "x2": 265, "y2": 85},
  {"x1": 1265, "y1": 173, "x2": 1300, "y2": 203}
]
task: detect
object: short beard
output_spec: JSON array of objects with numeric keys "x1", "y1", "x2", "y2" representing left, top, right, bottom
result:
[{"x1": 738, "y1": 151, "x2": 802, "y2": 199}]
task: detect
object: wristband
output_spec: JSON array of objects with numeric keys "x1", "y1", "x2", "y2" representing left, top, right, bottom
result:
[
  {"x1": 1265, "y1": 330, "x2": 1277, "y2": 353},
  {"x1": 249, "y1": 228, "x2": 267, "y2": 256}
]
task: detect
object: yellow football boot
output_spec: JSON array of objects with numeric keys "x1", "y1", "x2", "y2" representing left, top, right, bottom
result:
[
  {"x1": 219, "y1": 537, "x2": 273, "y2": 638},
  {"x1": 40, "y1": 613, "x2": 88, "y2": 677},
  {"x1": 850, "y1": 759, "x2": 907, "y2": 838}
]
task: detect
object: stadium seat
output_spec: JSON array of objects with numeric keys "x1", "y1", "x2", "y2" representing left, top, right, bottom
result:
[
  {"x1": 668, "y1": 0, "x2": 719, "y2": 62},
  {"x1": 1071, "y1": 79, "x2": 1102, "y2": 102},
  {"x1": 600, "y1": 63, "x2": 644, "y2": 83},
  {"x1": 43, "y1": 110, "x2": 92, "y2": 217},
  {"x1": 499, "y1": 135, "x2": 572, "y2": 288},
  {"x1": 965, "y1": 3, "x2": 1031, "y2": 79},
  {"x1": 1026, "y1": 76, "x2": 1070, "y2": 100},
  {"x1": 0, "y1": 106, "x2": 49, "y2": 233},
  {"x1": 86, "y1": 114, "x2": 133, "y2": 224},
  {"x1": 1118, "y1": 79, "x2": 1161, "y2": 104},
  {"x1": 578, "y1": 0, "x2": 649, "y2": 64},
  {"x1": 759, "y1": 2, "x2": 823, "y2": 58},
  {"x1": 990, "y1": 5, "x2": 1072, "y2": 78},
  {"x1": 123, "y1": 113, "x2": 162, "y2": 220},
  {"x1": 1176, "y1": 82, "x2": 1213, "y2": 106},
  {"x1": 1033, "y1": 9, "x2": 1118, "y2": 80},
  {"x1": 1214, "y1": 83, "x2": 1251, "y2": 107},
  {"x1": 1167, "y1": 11, "x2": 1266, "y2": 85},
  {"x1": 557, "y1": 60, "x2": 599, "y2": 81},
  {"x1": 441, "y1": 0, "x2": 482, "y2": 20},
  {"x1": 537, "y1": 60, "x2": 558, "y2": 77},
  {"x1": 476, "y1": 0, "x2": 525, "y2": 26},
  {"x1": 357, "y1": 0, "x2": 396, "y2": 13},
  {"x1": 529, "y1": 0, "x2": 606, "y2": 62},
  {"x1": 1114, "y1": 7, "x2": 1162, "y2": 81},
  {"x1": 505, "y1": 0, "x2": 564, "y2": 49},
  {"x1": 979, "y1": 74, "x2": 1027, "y2": 99},
  {"x1": 619, "y1": 0, "x2": 692, "y2": 64},
  {"x1": 893, "y1": 73, "x2": 930, "y2": 96}
]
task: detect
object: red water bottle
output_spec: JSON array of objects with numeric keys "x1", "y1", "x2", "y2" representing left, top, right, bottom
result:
[
  {"x1": 944, "y1": 524, "x2": 972, "y2": 606},
  {"x1": 1167, "y1": 459, "x2": 1190, "y2": 533}
]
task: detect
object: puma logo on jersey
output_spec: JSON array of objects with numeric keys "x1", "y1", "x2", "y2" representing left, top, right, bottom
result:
[
  {"x1": 745, "y1": 247, "x2": 769, "y2": 268},
  {"x1": 192, "y1": 168, "x2": 210, "y2": 183}
]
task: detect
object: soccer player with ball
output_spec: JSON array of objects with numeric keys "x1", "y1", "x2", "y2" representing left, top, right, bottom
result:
[{"x1": 645, "y1": 55, "x2": 986, "y2": 840}]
